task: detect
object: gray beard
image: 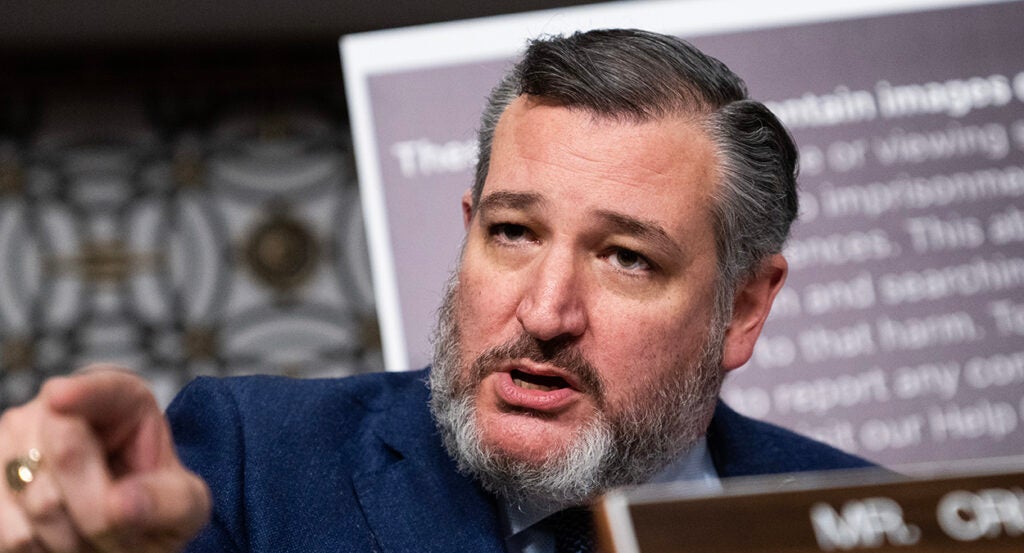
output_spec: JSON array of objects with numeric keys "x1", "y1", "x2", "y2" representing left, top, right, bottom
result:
[{"x1": 428, "y1": 274, "x2": 727, "y2": 509}]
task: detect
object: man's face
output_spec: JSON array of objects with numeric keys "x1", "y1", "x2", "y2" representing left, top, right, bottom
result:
[{"x1": 432, "y1": 96, "x2": 731, "y2": 504}]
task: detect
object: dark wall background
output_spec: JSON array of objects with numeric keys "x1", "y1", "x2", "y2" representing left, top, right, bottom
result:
[{"x1": 0, "y1": 1, "x2": 601, "y2": 408}]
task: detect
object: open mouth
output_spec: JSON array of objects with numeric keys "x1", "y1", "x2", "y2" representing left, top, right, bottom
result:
[{"x1": 510, "y1": 369, "x2": 572, "y2": 392}]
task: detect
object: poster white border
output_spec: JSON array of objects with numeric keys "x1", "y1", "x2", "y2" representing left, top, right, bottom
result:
[{"x1": 340, "y1": 0, "x2": 1015, "y2": 371}]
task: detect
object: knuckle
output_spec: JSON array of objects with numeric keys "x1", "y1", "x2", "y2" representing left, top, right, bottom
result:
[
  {"x1": 46, "y1": 420, "x2": 92, "y2": 472},
  {"x1": 84, "y1": 507, "x2": 122, "y2": 543},
  {"x1": 23, "y1": 485, "x2": 63, "y2": 520},
  {"x1": 0, "y1": 405, "x2": 31, "y2": 432},
  {"x1": 0, "y1": 523, "x2": 28, "y2": 551},
  {"x1": 37, "y1": 377, "x2": 66, "y2": 400}
]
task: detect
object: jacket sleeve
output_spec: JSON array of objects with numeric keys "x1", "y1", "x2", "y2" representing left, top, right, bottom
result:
[{"x1": 166, "y1": 377, "x2": 249, "y2": 553}]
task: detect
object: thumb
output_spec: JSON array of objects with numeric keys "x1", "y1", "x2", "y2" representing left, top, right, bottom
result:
[{"x1": 104, "y1": 468, "x2": 211, "y2": 545}]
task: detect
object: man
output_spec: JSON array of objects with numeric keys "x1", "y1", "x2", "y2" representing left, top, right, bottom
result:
[{"x1": 0, "y1": 29, "x2": 870, "y2": 553}]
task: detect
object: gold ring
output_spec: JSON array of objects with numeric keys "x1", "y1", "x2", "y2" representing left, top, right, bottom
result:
[{"x1": 4, "y1": 449, "x2": 41, "y2": 493}]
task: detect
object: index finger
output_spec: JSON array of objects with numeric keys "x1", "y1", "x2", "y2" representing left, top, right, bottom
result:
[{"x1": 41, "y1": 366, "x2": 159, "y2": 452}]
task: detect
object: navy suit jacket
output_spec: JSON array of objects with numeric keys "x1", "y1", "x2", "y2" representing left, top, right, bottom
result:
[{"x1": 167, "y1": 369, "x2": 872, "y2": 553}]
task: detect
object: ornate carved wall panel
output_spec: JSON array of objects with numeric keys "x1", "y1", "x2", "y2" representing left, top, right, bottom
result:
[{"x1": 0, "y1": 95, "x2": 381, "y2": 408}]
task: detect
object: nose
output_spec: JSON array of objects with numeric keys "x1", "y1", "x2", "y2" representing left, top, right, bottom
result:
[{"x1": 515, "y1": 248, "x2": 588, "y2": 342}]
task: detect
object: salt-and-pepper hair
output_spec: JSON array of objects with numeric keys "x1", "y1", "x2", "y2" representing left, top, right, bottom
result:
[{"x1": 471, "y1": 29, "x2": 799, "y2": 316}]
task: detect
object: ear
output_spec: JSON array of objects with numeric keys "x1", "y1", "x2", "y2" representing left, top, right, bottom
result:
[
  {"x1": 720, "y1": 254, "x2": 788, "y2": 371},
  {"x1": 462, "y1": 188, "x2": 474, "y2": 230}
]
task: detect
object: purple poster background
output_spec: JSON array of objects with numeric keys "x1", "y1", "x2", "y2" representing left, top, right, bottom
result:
[
  {"x1": 368, "y1": 60, "x2": 510, "y2": 363},
  {"x1": 359, "y1": 0, "x2": 1024, "y2": 467}
]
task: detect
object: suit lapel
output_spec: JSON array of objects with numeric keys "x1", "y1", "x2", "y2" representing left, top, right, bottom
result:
[
  {"x1": 353, "y1": 457, "x2": 505, "y2": 553},
  {"x1": 352, "y1": 372, "x2": 505, "y2": 553}
]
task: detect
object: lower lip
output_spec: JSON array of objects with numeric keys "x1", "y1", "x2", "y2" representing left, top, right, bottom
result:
[{"x1": 493, "y1": 372, "x2": 580, "y2": 412}]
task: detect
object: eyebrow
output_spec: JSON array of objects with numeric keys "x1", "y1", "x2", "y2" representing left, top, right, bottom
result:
[
  {"x1": 475, "y1": 191, "x2": 546, "y2": 214},
  {"x1": 593, "y1": 209, "x2": 681, "y2": 257},
  {"x1": 475, "y1": 192, "x2": 683, "y2": 258}
]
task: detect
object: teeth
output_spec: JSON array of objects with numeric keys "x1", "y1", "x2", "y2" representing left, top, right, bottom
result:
[{"x1": 513, "y1": 377, "x2": 557, "y2": 392}]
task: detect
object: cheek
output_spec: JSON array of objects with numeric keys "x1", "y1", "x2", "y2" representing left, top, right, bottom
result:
[
  {"x1": 588, "y1": 302, "x2": 711, "y2": 397},
  {"x1": 456, "y1": 265, "x2": 521, "y2": 349}
]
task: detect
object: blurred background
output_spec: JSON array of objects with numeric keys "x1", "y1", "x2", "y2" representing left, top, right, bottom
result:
[{"x1": 0, "y1": 0, "x2": 599, "y2": 408}]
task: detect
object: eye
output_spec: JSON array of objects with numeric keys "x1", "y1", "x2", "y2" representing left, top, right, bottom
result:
[
  {"x1": 489, "y1": 223, "x2": 532, "y2": 244},
  {"x1": 607, "y1": 247, "x2": 651, "y2": 273}
]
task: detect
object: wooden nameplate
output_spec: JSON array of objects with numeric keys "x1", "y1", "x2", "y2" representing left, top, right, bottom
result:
[{"x1": 595, "y1": 457, "x2": 1024, "y2": 552}]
